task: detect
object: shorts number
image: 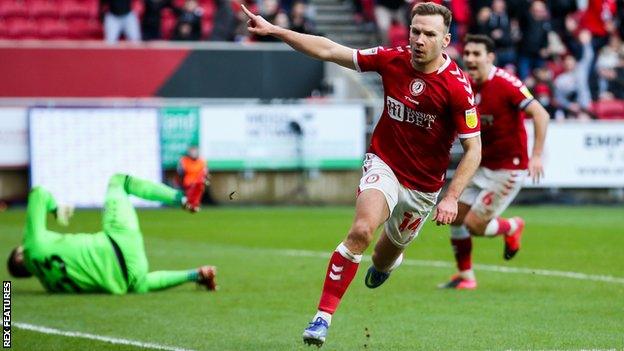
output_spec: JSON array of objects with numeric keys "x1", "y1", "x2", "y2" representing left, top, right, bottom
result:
[{"x1": 398, "y1": 212, "x2": 423, "y2": 232}]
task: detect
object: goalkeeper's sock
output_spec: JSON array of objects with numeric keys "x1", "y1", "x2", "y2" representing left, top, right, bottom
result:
[
  {"x1": 317, "y1": 242, "x2": 361, "y2": 314},
  {"x1": 484, "y1": 217, "x2": 519, "y2": 236},
  {"x1": 124, "y1": 175, "x2": 184, "y2": 205}
]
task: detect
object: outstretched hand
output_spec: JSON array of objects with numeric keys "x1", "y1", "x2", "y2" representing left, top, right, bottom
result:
[
  {"x1": 240, "y1": 4, "x2": 275, "y2": 36},
  {"x1": 432, "y1": 195, "x2": 458, "y2": 226},
  {"x1": 528, "y1": 155, "x2": 544, "y2": 184}
]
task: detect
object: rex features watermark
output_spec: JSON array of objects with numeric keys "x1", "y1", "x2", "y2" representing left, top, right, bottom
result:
[{"x1": 3, "y1": 281, "x2": 10, "y2": 349}]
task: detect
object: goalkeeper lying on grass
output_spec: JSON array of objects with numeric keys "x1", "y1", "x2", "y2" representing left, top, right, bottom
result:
[{"x1": 6, "y1": 173, "x2": 216, "y2": 294}]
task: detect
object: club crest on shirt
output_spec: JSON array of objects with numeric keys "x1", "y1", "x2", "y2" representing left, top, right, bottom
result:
[
  {"x1": 410, "y1": 79, "x2": 425, "y2": 96},
  {"x1": 465, "y1": 107, "x2": 478, "y2": 129}
]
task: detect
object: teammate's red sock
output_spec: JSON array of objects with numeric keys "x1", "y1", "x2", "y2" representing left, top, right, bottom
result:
[
  {"x1": 451, "y1": 237, "x2": 472, "y2": 271},
  {"x1": 484, "y1": 217, "x2": 520, "y2": 236},
  {"x1": 317, "y1": 243, "x2": 361, "y2": 314}
]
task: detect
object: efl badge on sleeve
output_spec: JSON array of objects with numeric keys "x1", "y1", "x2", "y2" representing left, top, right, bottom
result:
[
  {"x1": 465, "y1": 107, "x2": 478, "y2": 129},
  {"x1": 520, "y1": 86, "x2": 534, "y2": 99}
]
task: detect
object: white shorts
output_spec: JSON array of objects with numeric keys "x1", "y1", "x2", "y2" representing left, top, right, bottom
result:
[
  {"x1": 459, "y1": 167, "x2": 527, "y2": 220},
  {"x1": 358, "y1": 153, "x2": 439, "y2": 249}
]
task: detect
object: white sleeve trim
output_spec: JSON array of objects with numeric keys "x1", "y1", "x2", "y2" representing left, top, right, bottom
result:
[
  {"x1": 458, "y1": 131, "x2": 481, "y2": 139},
  {"x1": 519, "y1": 98, "x2": 534, "y2": 110},
  {"x1": 352, "y1": 49, "x2": 361, "y2": 72}
]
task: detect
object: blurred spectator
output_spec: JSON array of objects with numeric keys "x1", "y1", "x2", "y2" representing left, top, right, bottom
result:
[
  {"x1": 554, "y1": 30, "x2": 594, "y2": 119},
  {"x1": 142, "y1": 0, "x2": 178, "y2": 40},
  {"x1": 254, "y1": 0, "x2": 281, "y2": 41},
  {"x1": 596, "y1": 35, "x2": 621, "y2": 96},
  {"x1": 517, "y1": 0, "x2": 551, "y2": 79},
  {"x1": 617, "y1": 0, "x2": 624, "y2": 39},
  {"x1": 474, "y1": 0, "x2": 516, "y2": 67},
  {"x1": 101, "y1": 0, "x2": 142, "y2": 43},
  {"x1": 289, "y1": 1, "x2": 315, "y2": 34},
  {"x1": 547, "y1": 0, "x2": 577, "y2": 34},
  {"x1": 388, "y1": 18, "x2": 408, "y2": 47},
  {"x1": 211, "y1": 0, "x2": 238, "y2": 41},
  {"x1": 274, "y1": 11, "x2": 290, "y2": 28},
  {"x1": 172, "y1": 0, "x2": 203, "y2": 41},
  {"x1": 374, "y1": 0, "x2": 406, "y2": 46},
  {"x1": 444, "y1": 0, "x2": 471, "y2": 43},
  {"x1": 530, "y1": 67, "x2": 557, "y2": 116},
  {"x1": 580, "y1": 0, "x2": 617, "y2": 99},
  {"x1": 177, "y1": 145, "x2": 208, "y2": 190}
]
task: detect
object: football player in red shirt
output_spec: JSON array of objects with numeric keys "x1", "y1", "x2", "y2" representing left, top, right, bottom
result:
[
  {"x1": 439, "y1": 34, "x2": 549, "y2": 290},
  {"x1": 242, "y1": 2, "x2": 482, "y2": 346}
]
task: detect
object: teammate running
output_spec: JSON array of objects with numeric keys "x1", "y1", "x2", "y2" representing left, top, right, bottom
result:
[
  {"x1": 6, "y1": 174, "x2": 216, "y2": 294},
  {"x1": 439, "y1": 34, "x2": 549, "y2": 290},
  {"x1": 242, "y1": 2, "x2": 482, "y2": 347}
]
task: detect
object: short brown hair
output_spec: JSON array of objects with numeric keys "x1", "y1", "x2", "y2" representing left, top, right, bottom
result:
[
  {"x1": 464, "y1": 34, "x2": 496, "y2": 53},
  {"x1": 410, "y1": 2, "x2": 453, "y2": 31}
]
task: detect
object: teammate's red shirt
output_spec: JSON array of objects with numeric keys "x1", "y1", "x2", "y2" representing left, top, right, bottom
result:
[
  {"x1": 471, "y1": 66, "x2": 534, "y2": 170},
  {"x1": 354, "y1": 46, "x2": 480, "y2": 192}
]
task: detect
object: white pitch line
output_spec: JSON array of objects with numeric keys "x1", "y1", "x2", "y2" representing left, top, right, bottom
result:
[
  {"x1": 274, "y1": 249, "x2": 624, "y2": 285},
  {"x1": 14, "y1": 322, "x2": 196, "y2": 351}
]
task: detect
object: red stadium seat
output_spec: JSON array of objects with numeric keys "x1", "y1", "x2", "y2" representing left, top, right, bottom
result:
[
  {"x1": 38, "y1": 18, "x2": 70, "y2": 39},
  {"x1": 201, "y1": 17, "x2": 212, "y2": 39},
  {"x1": 131, "y1": 0, "x2": 144, "y2": 18},
  {"x1": 173, "y1": 0, "x2": 186, "y2": 8},
  {"x1": 0, "y1": 20, "x2": 8, "y2": 39},
  {"x1": 29, "y1": 0, "x2": 61, "y2": 19},
  {"x1": 68, "y1": 18, "x2": 102, "y2": 39},
  {"x1": 67, "y1": 17, "x2": 89, "y2": 39},
  {"x1": 6, "y1": 18, "x2": 38, "y2": 39},
  {"x1": 0, "y1": 0, "x2": 30, "y2": 19},
  {"x1": 60, "y1": 0, "x2": 98, "y2": 19},
  {"x1": 161, "y1": 8, "x2": 176, "y2": 40},
  {"x1": 200, "y1": 0, "x2": 215, "y2": 20},
  {"x1": 86, "y1": 19, "x2": 103, "y2": 39},
  {"x1": 591, "y1": 99, "x2": 624, "y2": 120}
]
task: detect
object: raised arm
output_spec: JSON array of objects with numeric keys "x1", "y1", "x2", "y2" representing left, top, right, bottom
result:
[
  {"x1": 433, "y1": 136, "x2": 482, "y2": 225},
  {"x1": 241, "y1": 5, "x2": 356, "y2": 70},
  {"x1": 524, "y1": 100, "x2": 549, "y2": 183}
]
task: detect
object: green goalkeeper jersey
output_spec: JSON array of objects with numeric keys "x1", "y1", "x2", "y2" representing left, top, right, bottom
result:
[{"x1": 23, "y1": 230, "x2": 128, "y2": 294}]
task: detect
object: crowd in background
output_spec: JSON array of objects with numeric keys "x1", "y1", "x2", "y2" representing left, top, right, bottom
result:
[
  {"x1": 98, "y1": 0, "x2": 317, "y2": 42},
  {"x1": 1, "y1": 0, "x2": 623, "y2": 119},
  {"x1": 359, "y1": 0, "x2": 624, "y2": 119},
  {"x1": 99, "y1": 0, "x2": 624, "y2": 119}
]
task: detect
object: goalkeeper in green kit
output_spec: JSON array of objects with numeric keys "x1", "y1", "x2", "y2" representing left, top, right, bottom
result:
[{"x1": 6, "y1": 173, "x2": 217, "y2": 294}]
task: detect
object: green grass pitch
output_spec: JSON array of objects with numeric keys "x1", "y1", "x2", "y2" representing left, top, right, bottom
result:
[{"x1": 1, "y1": 206, "x2": 623, "y2": 350}]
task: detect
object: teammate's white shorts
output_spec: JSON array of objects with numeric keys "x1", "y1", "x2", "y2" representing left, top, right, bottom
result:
[
  {"x1": 358, "y1": 153, "x2": 439, "y2": 249},
  {"x1": 459, "y1": 167, "x2": 528, "y2": 220}
]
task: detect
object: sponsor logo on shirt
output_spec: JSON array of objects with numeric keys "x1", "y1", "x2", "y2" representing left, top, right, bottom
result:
[
  {"x1": 410, "y1": 79, "x2": 425, "y2": 96},
  {"x1": 386, "y1": 96, "x2": 437, "y2": 129},
  {"x1": 465, "y1": 107, "x2": 478, "y2": 129}
]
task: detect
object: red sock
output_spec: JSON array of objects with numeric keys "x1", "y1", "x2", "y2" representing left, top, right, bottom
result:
[
  {"x1": 317, "y1": 244, "x2": 360, "y2": 314},
  {"x1": 451, "y1": 237, "x2": 472, "y2": 272},
  {"x1": 496, "y1": 218, "x2": 512, "y2": 235}
]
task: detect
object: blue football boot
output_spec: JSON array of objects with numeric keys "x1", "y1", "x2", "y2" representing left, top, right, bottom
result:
[{"x1": 302, "y1": 316, "x2": 329, "y2": 347}]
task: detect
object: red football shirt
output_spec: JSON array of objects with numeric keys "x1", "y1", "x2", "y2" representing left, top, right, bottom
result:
[
  {"x1": 471, "y1": 66, "x2": 534, "y2": 170},
  {"x1": 354, "y1": 46, "x2": 480, "y2": 192}
]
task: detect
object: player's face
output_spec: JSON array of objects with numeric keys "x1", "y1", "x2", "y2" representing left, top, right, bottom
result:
[
  {"x1": 462, "y1": 42, "x2": 494, "y2": 81},
  {"x1": 409, "y1": 15, "x2": 450, "y2": 66}
]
